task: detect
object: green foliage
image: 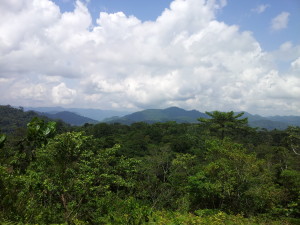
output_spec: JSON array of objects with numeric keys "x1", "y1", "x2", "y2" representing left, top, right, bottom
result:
[
  {"x1": 199, "y1": 111, "x2": 249, "y2": 140},
  {"x1": 26, "y1": 117, "x2": 56, "y2": 148},
  {"x1": 0, "y1": 134, "x2": 6, "y2": 149},
  {"x1": 7, "y1": 117, "x2": 57, "y2": 173},
  {"x1": 0, "y1": 105, "x2": 70, "y2": 137},
  {"x1": 287, "y1": 126, "x2": 300, "y2": 156},
  {"x1": 10, "y1": 132, "x2": 141, "y2": 223},
  {"x1": 0, "y1": 105, "x2": 37, "y2": 134},
  {"x1": 0, "y1": 110, "x2": 299, "y2": 224},
  {"x1": 188, "y1": 139, "x2": 283, "y2": 215},
  {"x1": 276, "y1": 169, "x2": 300, "y2": 217},
  {"x1": 135, "y1": 146, "x2": 175, "y2": 209},
  {"x1": 148, "y1": 210, "x2": 292, "y2": 225},
  {"x1": 88, "y1": 195, "x2": 153, "y2": 224}
]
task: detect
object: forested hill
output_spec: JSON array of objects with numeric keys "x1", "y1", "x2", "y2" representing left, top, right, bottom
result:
[
  {"x1": 104, "y1": 107, "x2": 300, "y2": 130},
  {"x1": 22, "y1": 106, "x2": 300, "y2": 129},
  {"x1": 38, "y1": 111, "x2": 98, "y2": 126},
  {"x1": 0, "y1": 105, "x2": 48, "y2": 134},
  {"x1": 24, "y1": 106, "x2": 129, "y2": 121},
  {"x1": 104, "y1": 107, "x2": 209, "y2": 124},
  {"x1": 0, "y1": 105, "x2": 71, "y2": 134},
  {"x1": 240, "y1": 112, "x2": 299, "y2": 130},
  {"x1": 0, "y1": 105, "x2": 98, "y2": 127}
]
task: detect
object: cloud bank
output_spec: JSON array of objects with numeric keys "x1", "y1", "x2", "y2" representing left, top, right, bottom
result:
[{"x1": 0, "y1": 0, "x2": 299, "y2": 115}]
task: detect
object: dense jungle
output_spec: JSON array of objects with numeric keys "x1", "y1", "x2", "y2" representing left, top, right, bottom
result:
[{"x1": 0, "y1": 105, "x2": 299, "y2": 224}]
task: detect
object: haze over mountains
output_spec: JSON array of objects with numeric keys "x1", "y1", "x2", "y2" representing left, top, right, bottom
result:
[
  {"x1": 37, "y1": 111, "x2": 98, "y2": 126},
  {"x1": 23, "y1": 107, "x2": 128, "y2": 126},
  {"x1": 24, "y1": 106, "x2": 300, "y2": 130},
  {"x1": 24, "y1": 107, "x2": 129, "y2": 122}
]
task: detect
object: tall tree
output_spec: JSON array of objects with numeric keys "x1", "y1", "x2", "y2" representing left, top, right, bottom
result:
[
  {"x1": 287, "y1": 126, "x2": 300, "y2": 156},
  {"x1": 198, "y1": 111, "x2": 248, "y2": 140}
]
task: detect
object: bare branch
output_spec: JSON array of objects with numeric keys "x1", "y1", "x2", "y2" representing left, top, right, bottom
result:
[{"x1": 291, "y1": 145, "x2": 300, "y2": 156}]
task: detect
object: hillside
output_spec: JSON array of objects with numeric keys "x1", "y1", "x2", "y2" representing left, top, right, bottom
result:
[
  {"x1": 0, "y1": 105, "x2": 91, "y2": 135},
  {"x1": 237, "y1": 112, "x2": 290, "y2": 130},
  {"x1": 0, "y1": 105, "x2": 49, "y2": 134},
  {"x1": 6, "y1": 105, "x2": 300, "y2": 130},
  {"x1": 105, "y1": 107, "x2": 300, "y2": 130},
  {"x1": 267, "y1": 115, "x2": 300, "y2": 127},
  {"x1": 39, "y1": 111, "x2": 98, "y2": 126},
  {"x1": 104, "y1": 107, "x2": 209, "y2": 124},
  {"x1": 24, "y1": 107, "x2": 129, "y2": 121}
]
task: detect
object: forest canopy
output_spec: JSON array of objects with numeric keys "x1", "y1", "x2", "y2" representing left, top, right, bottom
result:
[{"x1": 0, "y1": 105, "x2": 299, "y2": 224}]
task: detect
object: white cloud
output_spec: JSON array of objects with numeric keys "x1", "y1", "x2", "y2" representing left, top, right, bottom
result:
[
  {"x1": 267, "y1": 42, "x2": 300, "y2": 66},
  {"x1": 19, "y1": 84, "x2": 46, "y2": 100},
  {"x1": 0, "y1": 0, "x2": 299, "y2": 115},
  {"x1": 280, "y1": 41, "x2": 292, "y2": 51},
  {"x1": 252, "y1": 4, "x2": 269, "y2": 14},
  {"x1": 291, "y1": 57, "x2": 300, "y2": 71},
  {"x1": 52, "y1": 83, "x2": 77, "y2": 104},
  {"x1": 271, "y1": 12, "x2": 290, "y2": 31}
]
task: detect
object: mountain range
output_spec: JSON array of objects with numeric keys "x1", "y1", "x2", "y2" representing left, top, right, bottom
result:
[
  {"x1": 103, "y1": 107, "x2": 208, "y2": 124},
  {"x1": 23, "y1": 106, "x2": 300, "y2": 130},
  {"x1": 37, "y1": 111, "x2": 98, "y2": 126},
  {"x1": 0, "y1": 105, "x2": 69, "y2": 134},
  {"x1": 24, "y1": 107, "x2": 129, "y2": 121},
  {"x1": 104, "y1": 107, "x2": 300, "y2": 130}
]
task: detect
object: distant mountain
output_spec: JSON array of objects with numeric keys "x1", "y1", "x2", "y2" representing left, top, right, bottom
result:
[
  {"x1": 21, "y1": 106, "x2": 300, "y2": 130},
  {"x1": 267, "y1": 116, "x2": 300, "y2": 127},
  {"x1": 249, "y1": 120, "x2": 289, "y2": 130},
  {"x1": 0, "y1": 105, "x2": 95, "y2": 133},
  {"x1": 24, "y1": 107, "x2": 129, "y2": 121},
  {"x1": 0, "y1": 105, "x2": 42, "y2": 134},
  {"x1": 105, "y1": 107, "x2": 300, "y2": 130},
  {"x1": 0, "y1": 105, "x2": 70, "y2": 134},
  {"x1": 237, "y1": 112, "x2": 289, "y2": 130},
  {"x1": 38, "y1": 111, "x2": 98, "y2": 126},
  {"x1": 104, "y1": 107, "x2": 209, "y2": 124},
  {"x1": 24, "y1": 106, "x2": 65, "y2": 114}
]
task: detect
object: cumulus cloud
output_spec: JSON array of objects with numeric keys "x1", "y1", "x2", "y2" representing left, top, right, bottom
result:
[
  {"x1": 291, "y1": 57, "x2": 300, "y2": 71},
  {"x1": 271, "y1": 12, "x2": 290, "y2": 31},
  {"x1": 280, "y1": 41, "x2": 292, "y2": 51},
  {"x1": 268, "y1": 42, "x2": 300, "y2": 65},
  {"x1": 252, "y1": 4, "x2": 269, "y2": 14},
  {"x1": 52, "y1": 83, "x2": 77, "y2": 104},
  {"x1": 0, "y1": 0, "x2": 299, "y2": 115}
]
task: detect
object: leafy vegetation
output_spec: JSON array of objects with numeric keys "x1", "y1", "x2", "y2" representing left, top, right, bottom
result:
[
  {"x1": 0, "y1": 105, "x2": 44, "y2": 134},
  {"x1": 0, "y1": 105, "x2": 70, "y2": 134},
  {"x1": 0, "y1": 106, "x2": 299, "y2": 224}
]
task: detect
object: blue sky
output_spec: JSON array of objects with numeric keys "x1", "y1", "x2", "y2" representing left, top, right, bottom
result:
[
  {"x1": 53, "y1": 0, "x2": 174, "y2": 22},
  {"x1": 52, "y1": 0, "x2": 300, "y2": 51},
  {"x1": 0, "y1": 0, "x2": 299, "y2": 115},
  {"x1": 218, "y1": 0, "x2": 300, "y2": 51}
]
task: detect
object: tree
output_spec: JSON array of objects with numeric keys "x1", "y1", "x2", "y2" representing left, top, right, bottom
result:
[
  {"x1": 198, "y1": 111, "x2": 248, "y2": 140},
  {"x1": 286, "y1": 126, "x2": 300, "y2": 156},
  {"x1": 25, "y1": 117, "x2": 56, "y2": 149},
  {"x1": 188, "y1": 139, "x2": 283, "y2": 214},
  {"x1": 13, "y1": 117, "x2": 56, "y2": 172},
  {"x1": 18, "y1": 132, "x2": 140, "y2": 224}
]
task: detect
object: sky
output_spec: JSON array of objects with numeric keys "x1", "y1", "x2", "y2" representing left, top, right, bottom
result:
[{"x1": 0, "y1": 0, "x2": 299, "y2": 116}]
